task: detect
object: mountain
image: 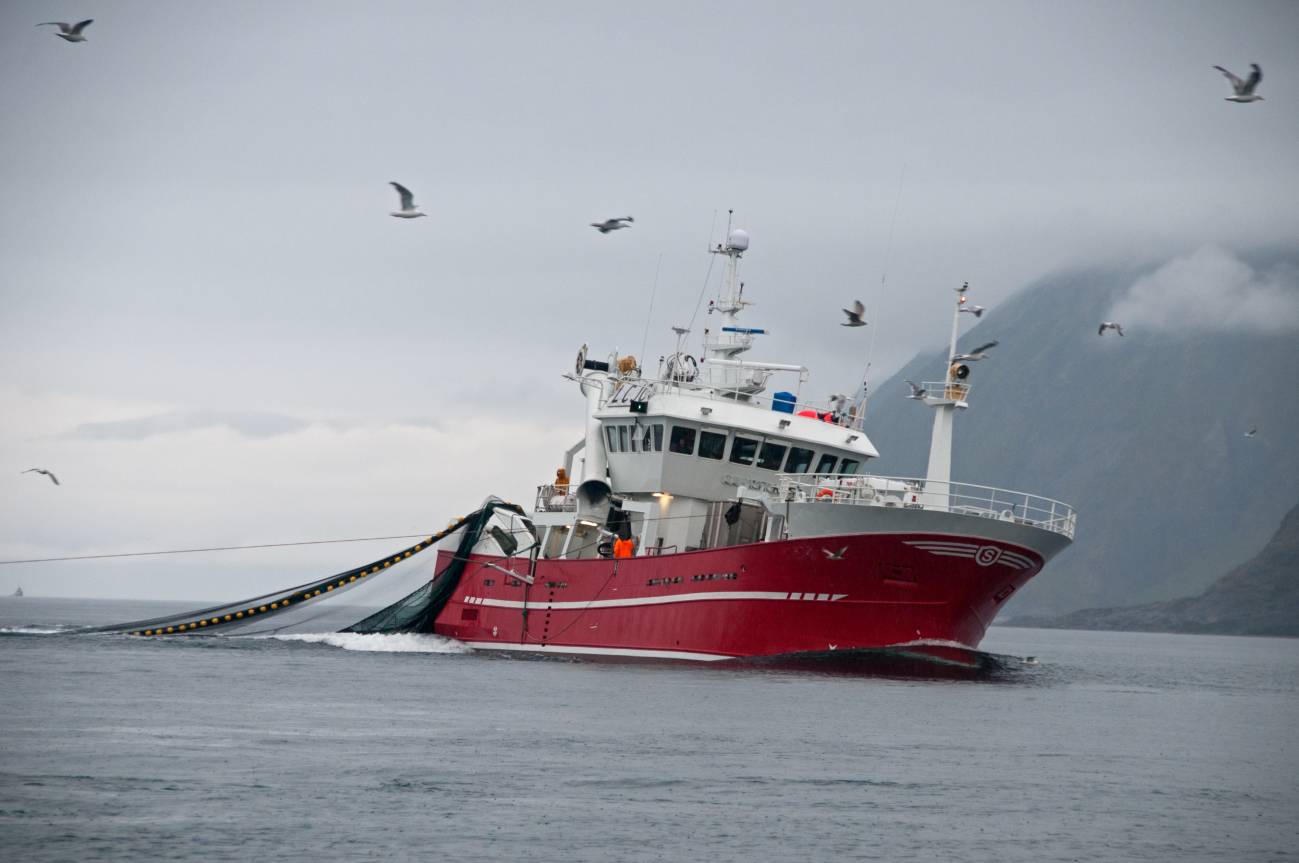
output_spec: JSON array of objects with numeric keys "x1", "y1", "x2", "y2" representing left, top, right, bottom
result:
[
  {"x1": 1011, "y1": 500, "x2": 1299, "y2": 636},
  {"x1": 860, "y1": 248, "x2": 1299, "y2": 615}
]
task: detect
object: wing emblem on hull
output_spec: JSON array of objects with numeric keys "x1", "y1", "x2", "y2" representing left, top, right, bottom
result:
[{"x1": 904, "y1": 540, "x2": 1035, "y2": 571}]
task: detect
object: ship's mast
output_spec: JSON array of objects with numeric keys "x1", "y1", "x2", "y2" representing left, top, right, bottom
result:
[{"x1": 922, "y1": 282, "x2": 973, "y2": 508}]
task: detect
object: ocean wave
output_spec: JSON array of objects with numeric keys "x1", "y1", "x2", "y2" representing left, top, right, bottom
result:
[{"x1": 264, "y1": 632, "x2": 471, "y2": 654}]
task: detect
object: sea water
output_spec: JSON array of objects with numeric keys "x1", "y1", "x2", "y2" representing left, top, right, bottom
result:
[{"x1": 1, "y1": 597, "x2": 1296, "y2": 862}]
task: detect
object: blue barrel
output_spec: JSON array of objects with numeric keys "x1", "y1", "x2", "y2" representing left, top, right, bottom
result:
[{"x1": 772, "y1": 391, "x2": 796, "y2": 414}]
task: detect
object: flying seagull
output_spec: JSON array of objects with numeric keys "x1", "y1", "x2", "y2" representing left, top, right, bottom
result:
[
  {"x1": 37, "y1": 20, "x2": 93, "y2": 42},
  {"x1": 1098, "y1": 321, "x2": 1125, "y2": 337},
  {"x1": 590, "y1": 216, "x2": 633, "y2": 234},
  {"x1": 822, "y1": 546, "x2": 847, "y2": 560},
  {"x1": 841, "y1": 300, "x2": 867, "y2": 327},
  {"x1": 23, "y1": 468, "x2": 60, "y2": 486},
  {"x1": 952, "y1": 340, "x2": 999, "y2": 362},
  {"x1": 959, "y1": 304, "x2": 985, "y2": 318},
  {"x1": 1245, "y1": 427, "x2": 1257, "y2": 439},
  {"x1": 1214, "y1": 63, "x2": 1264, "y2": 103},
  {"x1": 388, "y1": 182, "x2": 425, "y2": 219},
  {"x1": 905, "y1": 379, "x2": 926, "y2": 400}
]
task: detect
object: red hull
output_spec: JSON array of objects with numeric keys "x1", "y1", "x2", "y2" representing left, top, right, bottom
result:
[{"x1": 433, "y1": 533, "x2": 1043, "y2": 661}]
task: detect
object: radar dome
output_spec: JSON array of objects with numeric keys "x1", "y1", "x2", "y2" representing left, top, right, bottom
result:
[{"x1": 726, "y1": 229, "x2": 750, "y2": 252}]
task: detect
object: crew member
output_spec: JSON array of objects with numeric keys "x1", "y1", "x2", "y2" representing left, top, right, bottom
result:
[{"x1": 613, "y1": 536, "x2": 635, "y2": 559}]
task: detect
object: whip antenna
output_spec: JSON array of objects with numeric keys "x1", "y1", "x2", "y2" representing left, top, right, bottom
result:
[
  {"x1": 639, "y1": 252, "x2": 664, "y2": 368},
  {"x1": 859, "y1": 167, "x2": 906, "y2": 407}
]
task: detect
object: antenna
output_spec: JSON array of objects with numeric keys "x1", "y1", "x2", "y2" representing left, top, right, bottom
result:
[
  {"x1": 855, "y1": 166, "x2": 906, "y2": 412},
  {"x1": 688, "y1": 206, "x2": 734, "y2": 334},
  {"x1": 638, "y1": 252, "x2": 664, "y2": 368}
]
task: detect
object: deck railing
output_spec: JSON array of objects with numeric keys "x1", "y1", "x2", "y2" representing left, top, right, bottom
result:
[
  {"x1": 535, "y1": 485, "x2": 577, "y2": 512},
  {"x1": 776, "y1": 473, "x2": 1077, "y2": 540},
  {"x1": 919, "y1": 380, "x2": 972, "y2": 403},
  {"x1": 604, "y1": 375, "x2": 866, "y2": 431}
]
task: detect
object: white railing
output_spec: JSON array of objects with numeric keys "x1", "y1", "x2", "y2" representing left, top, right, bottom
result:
[
  {"x1": 919, "y1": 380, "x2": 972, "y2": 403},
  {"x1": 604, "y1": 375, "x2": 866, "y2": 431},
  {"x1": 776, "y1": 473, "x2": 1077, "y2": 540},
  {"x1": 535, "y1": 485, "x2": 577, "y2": 512}
]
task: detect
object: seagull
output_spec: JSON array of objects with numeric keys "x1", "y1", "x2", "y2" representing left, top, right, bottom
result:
[
  {"x1": 1245, "y1": 427, "x2": 1257, "y2": 439},
  {"x1": 37, "y1": 20, "x2": 93, "y2": 42},
  {"x1": 822, "y1": 547, "x2": 847, "y2": 560},
  {"x1": 590, "y1": 216, "x2": 633, "y2": 234},
  {"x1": 23, "y1": 468, "x2": 60, "y2": 486},
  {"x1": 388, "y1": 182, "x2": 426, "y2": 219},
  {"x1": 952, "y1": 340, "x2": 999, "y2": 362},
  {"x1": 960, "y1": 304, "x2": 985, "y2": 318},
  {"x1": 1214, "y1": 63, "x2": 1264, "y2": 103},
  {"x1": 905, "y1": 379, "x2": 926, "y2": 400},
  {"x1": 841, "y1": 300, "x2": 867, "y2": 327},
  {"x1": 1098, "y1": 321, "x2": 1125, "y2": 337}
]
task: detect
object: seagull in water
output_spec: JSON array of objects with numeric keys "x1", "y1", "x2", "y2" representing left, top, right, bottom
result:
[
  {"x1": 841, "y1": 300, "x2": 867, "y2": 327},
  {"x1": 1214, "y1": 63, "x2": 1264, "y2": 103},
  {"x1": 388, "y1": 182, "x2": 425, "y2": 219},
  {"x1": 23, "y1": 468, "x2": 60, "y2": 486},
  {"x1": 952, "y1": 340, "x2": 999, "y2": 362},
  {"x1": 1245, "y1": 427, "x2": 1258, "y2": 439},
  {"x1": 37, "y1": 20, "x2": 93, "y2": 42},
  {"x1": 905, "y1": 380, "x2": 926, "y2": 400},
  {"x1": 1098, "y1": 321, "x2": 1125, "y2": 337},
  {"x1": 590, "y1": 216, "x2": 633, "y2": 234},
  {"x1": 960, "y1": 304, "x2": 985, "y2": 318}
]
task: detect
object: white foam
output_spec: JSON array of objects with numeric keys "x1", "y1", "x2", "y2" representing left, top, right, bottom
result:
[
  {"x1": 267, "y1": 632, "x2": 471, "y2": 654},
  {"x1": 0, "y1": 625, "x2": 70, "y2": 635}
]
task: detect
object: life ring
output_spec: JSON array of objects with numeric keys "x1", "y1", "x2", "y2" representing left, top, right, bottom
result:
[
  {"x1": 816, "y1": 487, "x2": 835, "y2": 500},
  {"x1": 667, "y1": 353, "x2": 698, "y2": 383}
]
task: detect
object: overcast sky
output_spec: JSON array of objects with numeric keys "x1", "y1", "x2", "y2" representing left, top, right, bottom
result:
[{"x1": 3, "y1": 1, "x2": 1297, "y2": 599}]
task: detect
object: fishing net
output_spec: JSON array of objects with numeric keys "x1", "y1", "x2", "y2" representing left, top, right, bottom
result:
[{"x1": 85, "y1": 498, "x2": 525, "y2": 639}]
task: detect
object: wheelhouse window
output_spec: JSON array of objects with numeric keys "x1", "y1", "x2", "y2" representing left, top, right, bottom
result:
[
  {"x1": 815, "y1": 453, "x2": 838, "y2": 473},
  {"x1": 729, "y1": 435, "x2": 759, "y2": 465},
  {"x1": 784, "y1": 447, "x2": 813, "y2": 473},
  {"x1": 618, "y1": 425, "x2": 629, "y2": 453},
  {"x1": 652, "y1": 424, "x2": 663, "y2": 451},
  {"x1": 669, "y1": 425, "x2": 696, "y2": 455},
  {"x1": 757, "y1": 441, "x2": 787, "y2": 470},
  {"x1": 605, "y1": 426, "x2": 617, "y2": 453},
  {"x1": 699, "y1": 430, "x2": 727, "y2": 460},
  {"x1": 840, "y1": 459, "x2": 861, "y2": 474}
]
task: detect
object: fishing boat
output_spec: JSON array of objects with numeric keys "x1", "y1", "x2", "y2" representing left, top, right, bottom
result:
[
  {"x1": 431, "y1": 226, "x2": 1077, "y2": 662},
  {"x1": 12, "y1": 586, "x2": 22, "y2": 597},
  {"x1": 107, "y1": 224, "x2": 1076, "y2": 668}
]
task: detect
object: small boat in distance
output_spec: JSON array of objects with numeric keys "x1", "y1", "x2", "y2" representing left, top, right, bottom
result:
[{"x1": 12, "y1": 586, "x2": 22, "y2": 597}]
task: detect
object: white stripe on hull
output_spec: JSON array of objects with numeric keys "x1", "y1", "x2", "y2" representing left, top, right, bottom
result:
[
  {"x1": 461, "y1": 590, "x2": 847, "y2": 611},
  {"x1": 461, "y1": 641, "x2": 732, "y2": 662}
]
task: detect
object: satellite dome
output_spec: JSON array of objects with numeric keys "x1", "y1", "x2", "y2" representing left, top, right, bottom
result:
[{"x1": 726, "y1": 228, "x2": 750, "y2": 252}]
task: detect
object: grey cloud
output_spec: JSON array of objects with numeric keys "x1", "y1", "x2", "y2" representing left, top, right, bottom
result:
[
  {"x1": 1108, "y1": 246, "x2": 1299, "y2": 334},
  {"x1": 67, "y1": 410, "x2": 311, "y2": 441},
  {"x1": 64, "y1": 410, "x2": 444, "y2": 441}
]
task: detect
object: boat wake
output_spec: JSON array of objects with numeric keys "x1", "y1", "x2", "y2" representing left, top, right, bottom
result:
[
  {"x1": 262, "y1": 632, "x2": 470, "y2": 654},
  {"x1": 0, "y1": 624, "x2": 80, "y2": 636}
]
